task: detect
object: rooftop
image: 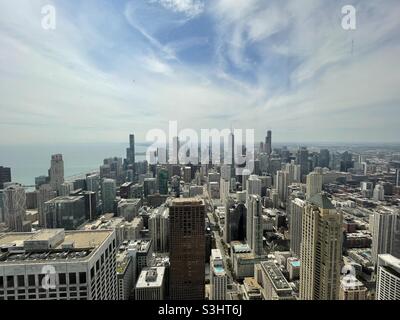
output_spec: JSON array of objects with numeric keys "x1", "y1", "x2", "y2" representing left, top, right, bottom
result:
[
  {"x1": 261, "y1": 261, "x2": 292, "y2": 292},
  {"x1": 309, "y1": 193, "x2": 335, "y2": 210},
  {"x1": 136, "y1": 267, "x2": 165, "y2": 289}
]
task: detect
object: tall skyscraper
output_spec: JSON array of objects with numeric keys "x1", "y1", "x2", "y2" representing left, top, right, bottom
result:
[
  {"x1": 371, "y1": 209, "x2": 400, "y2": 263},
  {"x1": 306, "y1": 171, "x2": 323, "y2": 200},
  {"x1": 265, "y1": 130, "x2": 272, "y2": 155},
  {"x1": 296, "y1": 147, "x2": 309, "y2": 181},
  {"x1": 49, "y1": 154, "x2": 64, "y2": 194},
  {"x1": 157, "y1": 168, "x2": 169, "y2": 195},
  {"x1": 299, "y1": 194, "x2": 343, "y2": 300},
  {"x1": 275, "y1": 170, "x2": 289, "y2": 204},
  {"x1": 285, "y1": 161, "x2": 301, "y2": 184},
  {"x1": 319, "y1": 149, "x2": 330, "y2": 169},
  {"x1": 101, "y1": 179, "x2": 116, "y2": 213},
  {"x1": 247, "y1": 175, "x2": 261, "y2": 196},
  {"x1": 247, "y1": 194, "x2": 263, "y2": 256},
  {"x1": 149, "y1": 206, "x2": 169, "y2": 253},
  {"x1": 210, "y1": 249, "x2": 227, "y2": 300},
  {"x1": 376, "y1": 254, "x2": 400, "y2": 300},
  {"x1": 0, "y1": 166, "x2": 11, "y2": 189},
  {"x1": 169, "y1": 198, "x2": 205, "y2": 300},
  {"x1": 37, "y1": 184, "x2": 57, "y2": 227},
  {"x1": 289, "y1": 198, "x2": 305, "y2": 258},
  {"x1": 126, "y1": 134, "x2": 135, "y2": 166},
  {"x1": 3, "y1": 185, "x2": 26, "y2": 232}
]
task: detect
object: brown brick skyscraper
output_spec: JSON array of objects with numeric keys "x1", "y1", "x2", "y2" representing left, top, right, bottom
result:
[{"x1": 169, "y1": 198, "x2": 205, "y2": 300}]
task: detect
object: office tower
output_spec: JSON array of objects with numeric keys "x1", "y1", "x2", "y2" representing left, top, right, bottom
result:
[
  {"x1": 169, "y1": 136, "x2": 179, "y2": 165},
  {"x1": 259, "y1": 261, "x2": 294, "y2": 300},
  {"x1": 265, "y1": 130, "x2": 272, "y2": 155},
  {"x1": 210, "y1": 249, "x2": 227, "y2": 300},
  {"x1": 339, "y1": 275, "x2": 367, "y2": 300},
  {"x1": 0, "y1": 228, "x2": 117, "y2": 300},
  {"x1": 37, "y1": 184, "x2": 57, "y2": 227},
  {"x1": 220, "y1": 177, "x2": 230, "y2": 203},
  {"x1": 296, "y1": 147, "x2": 309, "y2": 181},
  {"x1": 275, "y1": 170, "x2": 289, "y2": 204},
  {"x1": 144, "y1": 178, "x2": 157, "y2": 197},
  {"x1": 285, "y1": 161, "x2": 301, "y2": 184},
  {"x1": 289, "y1": 198, "x2": 305, "y2": 257},
  {"x1": 319, "y1": 149, "x2": 330, "y2": 169},
  {"x1": 157, "y1": 168, "x2": 169, "y2": 195},
  {"x1": 3, "y1": 185, "x2": 26, "y2": 232},
  {"x1": 371, "y1": 209, "x2": 400, "y2": 263},
  {"x1": 247, "y1": 175, "x2": 262, "y2": 196},
  {"x1": 149, "y1": 206, "x2": 169, "y2": 253},
  {"x1": 183, "y1": 166, "x2": 191, "y2": 183},
  {"x1": 229, "y1": 131, "x2": 235, "y2": 175},
  {"x1": 169, "y1": 198, "x2": 205, "y2": 300},
  {"x1": 299, "y1": 194, "x2": 343, "y2": 300},
  {"x1": 340, "y1": 151, "x2": 354, "y2": 172},
  {"x1": 0, "y1": 166, "x2": 11, "y2": 189},
  {"x1": 101, "y1": 179, "x2": 116, "y2": 213},
  {"x1": 49, "y1": 154, "x2": 64, "y2": 194},
  {"x1": 44, "y1": 196, "x2": 86, "y2": 230},
  {"x1": 126, "y1": 134, "x2": 135, "y2": 166},
  {"x1": 376, "y1": 254, "x2": 400, "y2": 300},
  {"x1": 86, "y1": 174, "x2": 100, "y2": 195},
  {"x1": 135, "y1": 267, "x2": 166, "y2": 300},
  {"x1": 247, "y1": 195, "x2": 263, "y2": 256},
  {"x1": 306, "y1": 171, "x2": 323, "y2": 200},
  {"x1": 60, "y1": 182, "x2": 73, "y2": 196},
  {"x1": 373, "y1": 184, "x2": 385, "y2": 201},
  {"x1": 116, "y1": 249, "x2": 134, "y2": 300},
  {"x1": 225, "y1": 197, "x2": 246, "y2": 243}
]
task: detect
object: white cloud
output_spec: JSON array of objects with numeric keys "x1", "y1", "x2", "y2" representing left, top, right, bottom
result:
[{"x1": 155, "y1": 0, "x2": 204, "y2": 17}]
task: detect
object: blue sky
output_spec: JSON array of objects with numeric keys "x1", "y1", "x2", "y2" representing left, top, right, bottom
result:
[{"x1": 0, "y1": 0, "x2": 399, "y2": 144}]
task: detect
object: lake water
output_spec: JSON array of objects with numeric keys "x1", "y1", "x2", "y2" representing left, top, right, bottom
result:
[{"x1": 0, "y1": 144, "x2": 147, "y2": 186}]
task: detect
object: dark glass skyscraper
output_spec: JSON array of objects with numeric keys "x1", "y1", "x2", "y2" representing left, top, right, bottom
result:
[
  {"x1": 126, "y1": 134, "x2": 135, "y2": 166},
  {"x1": 0, "y1": 166, "x2": 11, "y2": 189},
  {"x1": 169, "y1": 198, "x2": 205, "y2": 300}
]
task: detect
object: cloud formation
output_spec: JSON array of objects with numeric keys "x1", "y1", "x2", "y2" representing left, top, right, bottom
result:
[{"x1": 0, "y1": 0, "x2": 399, "y2": 145}]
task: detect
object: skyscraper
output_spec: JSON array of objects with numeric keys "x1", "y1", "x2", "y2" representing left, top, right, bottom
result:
[
  {"x1": 296, "y1": 147, "x2": 309, "y2": 181},
  {"x1": 306, "y1": 171, "x2": 323, "y2": 200},
  {"x1": 247, "y1": 194, "x2": 263, "y2": 256},
  {"x1": 289, "y1": 198, "x2": 305, "y2": 258},
  {"x1": 126, "y1": 134, "x2": 135, "y2": 166},
  {"x1": 371, "y1": 209, "x2": 400, "y2": 263},
  {"x1": 169, "y1": 198, "x2": 205, "y2": 300},
  {"x1": 101, "y1": 179, "x2": 116, "y2": 213},
  {"x1": 275, "y1": 170, "x2": 289, "y2": 204},
  {"x1": 3, "y1": 185, "x2": 26, "y2": 232},
  {"x1": 319, "y1": 149, "x2": 330, "y2": 169},
  {"x1": 49, "y1": 154, "x2": 64, "y2": 194},
  {"x1": 265, "y1": 130, "x2": 272, "y2": 155},
  {"x1": 299, "y1": 194, "x2": 343, "y2": 300},
  {"x1": 210, "y1": 249, "x2": 227, "y2": 300},
  {"x1": 376, "y1": 254, "x2": 400, "y2": 300},
  {"x1": 247, "y1": 175, "x2": 261, "y2": 197},
  {"x1": 37, "y1": 184, "x2": 57, "y2": 227},
  {"x1": 0, "y1": 166, "x2": 11, "y2": 189},
  {"x1": 157, "y1": 168, "x2": 169, "y2": 195}
]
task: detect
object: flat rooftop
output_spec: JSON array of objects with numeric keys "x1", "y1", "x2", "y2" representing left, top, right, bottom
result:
[
  {"x1": 136, "y1": 267, "x2": 165, "y2": 289},
  {"x1": 261, "y1": 261, "x2": 292, "y2": 292},
  {"x1": 169, "y1": 198, "x2": 204, "y2": 206}
]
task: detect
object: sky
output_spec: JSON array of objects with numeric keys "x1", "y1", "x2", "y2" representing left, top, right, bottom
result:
[{"x1": 0, "y1": 0, "x2": 399, "y2": 145}]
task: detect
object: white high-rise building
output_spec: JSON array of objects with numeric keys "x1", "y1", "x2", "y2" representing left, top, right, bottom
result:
[
  {"x1": 247, "y1": 175, "x2": 261, "y2": 197},
  {"x1": 371, "y1": 209, "x2": 400, "y2": 263},
  {"x1": 149, "y1": 206, "x2": 169, "y2": 253},
  {"x1": 210, "y1": 249, "x2": 227, "y2": 300},
  {"x1": 49, "y1": 154, "x2": 64, "y2": 194},
  {"x1": 246, "y1": 195, "x2": 263, "y2": 256},
  {"x1": 285, "y1": 161, "x2": 301, "y2": 184},
  {"x1": 373, "y1": 184, "x2": 385, "y2": 201},
  {"x1": 289, "y1": 198, "x2": 305, "y2": 258},
  {"x1": 376, "y1": 254, "x2": 400, "y2": 300},
  {"x1": 306, "y1": 172, "x2": 322, "y2": 200},
  {"x1": 0, "y1": 228, "x2": 118, "y2": 300},
  {"x1": 3, "y1": 185, "x2": 26, "y2": 232},
  {"x1": 299, "y1": 194, "x2": 343, "y2": 300},
  {"x1": 275, "y1": 170, "x2": 289, "y2": 204}
]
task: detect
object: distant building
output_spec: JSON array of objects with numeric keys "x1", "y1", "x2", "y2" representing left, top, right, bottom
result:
[
  {"x1": 306, "y1": 171, "x2": 322, "y2": 200},
  {"x1": 135, "y1": 267, "x2": 166, "y2": 300},
  {"x1": 44, "y1": 196, "x2": 86, "y2": 230},
  {"x1": 210, "y1": 249, "x2": 227, "y2": 300},
  {"x1": 3, "y1": 185, "x2": 26, "y2": 232},
  {"x1": 49, "y1": 154, "x2": 64, "y2": 194},
  {"x1": 102, "y1": 179, "x2": 116, "y2": 213},
  {"x1": 37, "y1": 184, "x2": 57, "y2": 227},
  {"x1": 0, "y1": 166, "x2": 11, "y2": 189}
]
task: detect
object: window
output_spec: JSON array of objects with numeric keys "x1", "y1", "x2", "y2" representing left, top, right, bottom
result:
[
  {"x1": 28, "y1": 275, "x2": 35, "y2": 287},
  {"x1": 38, "y1": 274, "x2": 45, "y2": 287},
  {"x1": 0, "y1": 276, "x2": 3, "y2": 288},
  {"x1": 17, "y1": 275, "x2": 25, "y2": 287},
  {"x1": 79, "y1": 272, "x2": 86, "y2": 284},
  {"x1": 6, "y1": 276, "x2": 14, "y2": 288},
  {"x1": 69, "y1": 273, "x2": 77, "y2": 285},
  {"x1": 59, "y1": 273, "x2": 66, "y2": 285}
]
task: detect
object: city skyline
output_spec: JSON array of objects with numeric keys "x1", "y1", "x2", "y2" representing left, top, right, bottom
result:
[{"x1": 1, "y1": 0, "x2": 400, "y2": 145}]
